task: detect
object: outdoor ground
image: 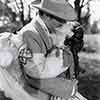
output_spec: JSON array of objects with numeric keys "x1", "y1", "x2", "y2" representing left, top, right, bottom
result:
[
  {"x1": 0, "y1": 53, "x2": 100, "y2": 100},
  {"x1": 78, "y1": 52, "x2": 100, "y2": 100}
]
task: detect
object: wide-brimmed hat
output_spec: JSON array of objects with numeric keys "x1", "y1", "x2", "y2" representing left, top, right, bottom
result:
[{"x1": 31, "y1": 0, "x2": 77, "y2": 21}]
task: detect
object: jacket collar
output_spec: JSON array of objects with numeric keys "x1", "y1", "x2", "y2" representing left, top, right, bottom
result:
[{"x1": 36, "y1": 15, "x2": 50, "y2": 36}]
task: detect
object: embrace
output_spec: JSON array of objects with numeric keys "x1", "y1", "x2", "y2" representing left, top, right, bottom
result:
[{"x1": 0, "y1": 0, "x2": 87, "y2": 100}]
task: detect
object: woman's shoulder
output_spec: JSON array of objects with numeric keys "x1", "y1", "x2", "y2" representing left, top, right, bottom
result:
[{"x1": 23, "y1": 29, "x2": 40, "y2": 41}]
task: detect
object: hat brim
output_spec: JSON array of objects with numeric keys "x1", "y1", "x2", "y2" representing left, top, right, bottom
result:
[{"x1": 32, "y1": 3, "x2": 77, "y2": 21}]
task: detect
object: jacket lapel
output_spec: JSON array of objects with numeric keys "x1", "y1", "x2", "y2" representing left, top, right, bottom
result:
[{"x1": 35, "y1": 21, "x2": 52, "y2": 51}]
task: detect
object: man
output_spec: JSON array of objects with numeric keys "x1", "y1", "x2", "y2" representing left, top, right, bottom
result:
[{"x1": 17, "y1": 0, "x2": 87, "y2": 100}]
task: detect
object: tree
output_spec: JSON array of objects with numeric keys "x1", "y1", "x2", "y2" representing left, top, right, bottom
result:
[
  {"x1": 66, "y1": 0, "x2": 92, "y2": 78},
  {"x1": 74, "y1": 0, "x2": 91, "y2": 24},
  {"x1": 14, "y1": 0, "x2": 31, "y2": 26},
  {"x1": 91, "y1": 21, "x2": 99, "y2": 33}
]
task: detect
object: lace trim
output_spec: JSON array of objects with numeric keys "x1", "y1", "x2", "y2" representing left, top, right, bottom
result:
[{"x1": 18, "y1": 48, "x2": 33, "y2": 65}]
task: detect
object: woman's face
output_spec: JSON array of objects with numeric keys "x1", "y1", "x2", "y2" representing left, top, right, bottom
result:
[
  {"x1": 55, "y1": 22, "x2": 74, "y2": 38},
  {"x1": 0, "y1": 32, "x2": 18, "y2": 67},
  {"x1": 44, "y1": 14, "x2": 75, "y2": 47},
  {"x1": 50, "y1": 22, "x2": 74, "y2": 47}
]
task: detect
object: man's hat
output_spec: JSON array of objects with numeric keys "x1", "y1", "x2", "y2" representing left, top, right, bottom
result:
[{"x1": 31, "y1": 0, "x2": 77, "y2": 21}]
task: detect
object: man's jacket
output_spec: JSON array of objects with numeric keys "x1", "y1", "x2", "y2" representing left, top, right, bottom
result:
[{"x1": 19, "y1": 18, "x2": 75, "y2": 99}]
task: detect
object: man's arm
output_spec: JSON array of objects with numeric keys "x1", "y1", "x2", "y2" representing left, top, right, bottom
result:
[
  {"x1": 24, "y1": 73, "x2": 77, "y2": 99},
  {"x1": 23, "y1": 31, "x2": 70, "y2": 79},
  {"x1": 21, "y1": 31, "x2": 76, "y2": 99}
]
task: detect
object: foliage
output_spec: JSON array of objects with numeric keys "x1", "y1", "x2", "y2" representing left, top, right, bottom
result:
[
  {"x1": 74, "y1": 0, "x2": 91, "y2": 24},
  {"x1": 0, "y1": 1, "x2": 23, "y2": 33},
  {"x1": 91, "y1": 21, "x2": 100, "y2": 34}
]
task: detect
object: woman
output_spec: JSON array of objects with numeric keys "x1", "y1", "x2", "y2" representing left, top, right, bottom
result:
[{"x1": 0, "y1": 32, "x2": 39, "y2": 100}]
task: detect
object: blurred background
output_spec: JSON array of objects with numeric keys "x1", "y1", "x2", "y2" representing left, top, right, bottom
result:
[{"x1": 0, "y1": 0, "x2": 100, "y2": 100}]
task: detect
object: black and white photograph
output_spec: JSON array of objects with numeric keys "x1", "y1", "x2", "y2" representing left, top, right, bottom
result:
[{"x1": 0, "y1": 0, "x2": 100, "y2": 100}]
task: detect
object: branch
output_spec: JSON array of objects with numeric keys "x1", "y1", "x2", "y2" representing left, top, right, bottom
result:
[
  {"x1": 81, "y1": 0, "x2": 92, "y2": 8},
  {"x1": 14, "y1": 0, "x2": 20, "y2": 11},
  {"x1": 80, "y1": 0, "x2": 85, "y2": 8}
]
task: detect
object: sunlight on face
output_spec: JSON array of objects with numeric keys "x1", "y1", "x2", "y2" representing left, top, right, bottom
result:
[
  {"x1": 50, "y1": 22, "x2": 75, "y2": 47},
  {"x1": 56, "y1": 22, "x2": 74, "y2": 38}
]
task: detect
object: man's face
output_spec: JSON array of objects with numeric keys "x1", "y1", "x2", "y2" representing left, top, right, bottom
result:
[
  {"x1": 44, "y1": 15, "x2": 64, "y2": 33},
  {"x1": 49, "y1": 18, "x2": 63, "y2": 29}
]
